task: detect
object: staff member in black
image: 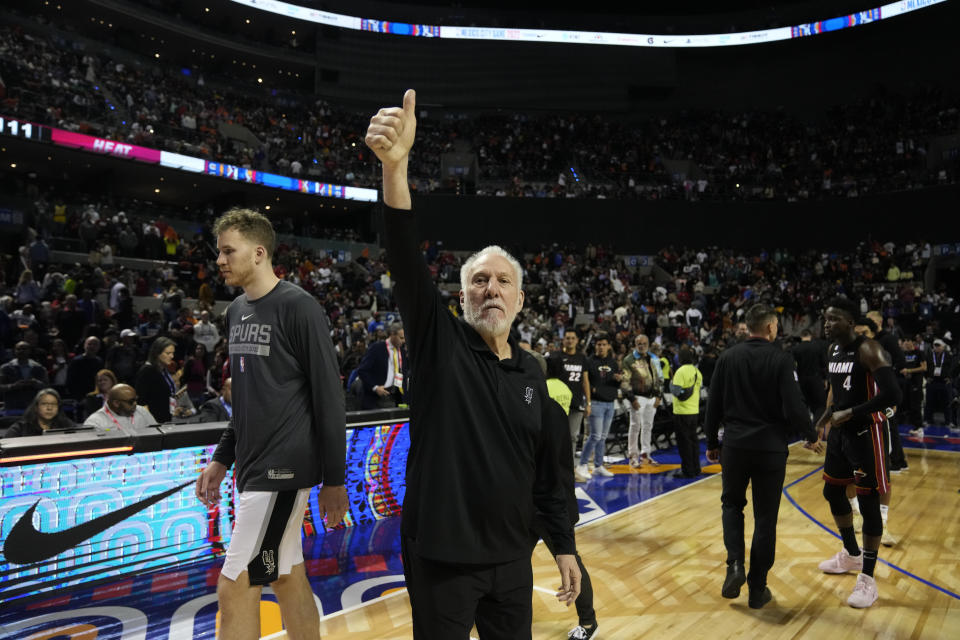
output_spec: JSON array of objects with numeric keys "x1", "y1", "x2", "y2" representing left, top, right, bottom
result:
[
  {"x1": 705, "y1": 304, "x2": 819, "y2": 609},
  {"x1": 790, "y1": 329, "x2": 828, "y2": 422},
  {"x1": 866, "y1": 310, "x2": 908, "y2": 470},
  {"x1": 924, "y1": 338, "x2": 954, "y2": 429},
  {"x1": 899, "y1": 337, "x2": 926, "y2": 435},
  {"x1": 366, "y1": 90, "x2": 579, "y2": 640}
]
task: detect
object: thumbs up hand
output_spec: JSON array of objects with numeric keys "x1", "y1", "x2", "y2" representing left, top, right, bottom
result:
[{"x1": 365, "y1": 89, "x2": 417, "y2": 169}]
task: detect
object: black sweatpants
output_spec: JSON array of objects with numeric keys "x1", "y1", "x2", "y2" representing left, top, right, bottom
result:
[
  {"x1": 900, "y1": 380, "x2": 923, "y2": 428},
  {"x1": 720, "y1": 445, "x2": 787, "y2": 589},
  {"x1": 402, "y1": 536, "x2": 533, "y2": 640}
]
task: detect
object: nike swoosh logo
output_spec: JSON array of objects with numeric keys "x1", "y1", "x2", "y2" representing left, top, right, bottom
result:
[
  {"x1": 2, "y1": 480, "x2": 192, "y2": 564},
  {"x1": 857, "y1": 429, "x2": 868, "y2": 436},
  {"x1": 242, "y1": 313, "x2": 254, "y2": 321}
]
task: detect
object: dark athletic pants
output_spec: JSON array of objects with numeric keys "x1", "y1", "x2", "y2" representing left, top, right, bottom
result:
[
  {"x1": 673, "y1": 413, "x2": 701, "y2": 477},
  {"x1": 402, "y1": 536, "x2": 534, "y2": 640},
  {"x1": 720, "y1": 445, "x2": 787, "y2": 589},
  {"x1": 537, "y1": 521, "x2": 596, "y2": 628}
]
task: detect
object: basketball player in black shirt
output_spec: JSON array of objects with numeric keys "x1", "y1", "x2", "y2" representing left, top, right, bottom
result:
[{"x1": 816, "y1": 297, "x2": 901, "y2": 609}]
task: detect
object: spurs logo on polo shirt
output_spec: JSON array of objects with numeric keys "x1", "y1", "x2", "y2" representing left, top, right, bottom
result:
[{"x1": 524, "y1": 386, "x2": 534, "y2": 404}]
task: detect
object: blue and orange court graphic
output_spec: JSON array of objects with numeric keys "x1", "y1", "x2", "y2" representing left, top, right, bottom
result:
[{"x1": 2, "y1": 423, "x2": 956, "y2": 639}]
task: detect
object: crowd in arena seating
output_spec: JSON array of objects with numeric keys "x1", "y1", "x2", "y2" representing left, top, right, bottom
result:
[
  {"x1": 3, "y1": 22, "x2": 958, "y2": 203},
  {"x1": 2, "y1": 14, "x2": 958, "y2": 438},
  {"x1": 3, "y1": 182, "x2": 957, "y2": 434}
]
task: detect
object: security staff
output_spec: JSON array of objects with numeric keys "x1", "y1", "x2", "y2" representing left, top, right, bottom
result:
[{"x1": 705, "y1": 304, "x2": 819, "y2": 609}]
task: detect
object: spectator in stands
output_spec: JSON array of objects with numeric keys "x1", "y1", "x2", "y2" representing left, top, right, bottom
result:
[
  {"x1": 84, "y1": 383, "x2": 157, "y2": 433},
  {"x1": 5, "y1": 388, "x2": 77, "y2": 437},
  {"x1": 138, "y1": 310, "x2": 164, "y2": 340},
  {"x1": 197, "y1": 377, "x2": 232, "y2": 422},
  {"x1": 182, "y1": 342, "x2": 210, "y2": 408},
  {"x1": 105, "y1": 329, "x2": 141, "y2": 383},
  {"x1": 65, "y1": 336, "x2": 103, "y2": 401},
  {"x1": 0, "y1": 296, "x2": 13, "y2": 349},
  {"x1": 82, "y1": 368, "x2": 117, "y2": 421},
  {"x1": 135, "y1": 336, "x2": 178, "y2": 423},
  {"x1": 46, "y1": 338, "x2": 71, "y2": 392},
  {"x1": 197, "y1": 277, "x2": 216, "y2": 310},
  {"x1": 734, "y1": 322, "x2": 750, "y2": 343},
  {"x1": 109, "y1": 274, "x2": 128, "y2": 313},
  {"x1": 55, "y1": 295, "x2": 86, "y2": 350},
  {"x1": 10, "y1": 303, "x2": 38, "y2": 334},
  {"x1": 1, "y1": 341, "x2": 49, "y2": 414},
  {"x1": 14, "y1": 270, "x2": 42, "y2": 306},
  {"x1": 161, "y1": 282, "x2": 185, "y2": 324},
  {"x1": 206, "y1": 347, "x2": 228, "y2": 397},
  {"x1": 28, "y1": 237, "x2": 50, "y2": 277},
  {"x1": 340, "y1": 338, "x2": 366, "y2": 382},
  {"x1": 193, "y1": 310, "x2": 220, "y2": 354},
  {"x1": 356, "y1": 322, "x2": 408, "y2": 409},
  {"x1": 76, "y1": 289, "x2": 103, "y2": 327}
]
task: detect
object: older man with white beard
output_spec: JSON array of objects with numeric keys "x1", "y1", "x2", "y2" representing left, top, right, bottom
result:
[{"x1": 366, "y1": 89, "x2": 580, "y2": 640}]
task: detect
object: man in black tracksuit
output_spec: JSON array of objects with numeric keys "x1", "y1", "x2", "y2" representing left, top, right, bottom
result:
[
  {"x1": 367, "y1": 90, "x2": 579, "y2": 640},
  {"x1": 706, "y1": 304, "x2": 818, "y2": 609}
]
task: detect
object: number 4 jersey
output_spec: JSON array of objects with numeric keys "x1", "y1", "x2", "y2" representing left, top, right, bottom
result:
[{"x1": 828, "y1": 336, "x2": 883, "y2": 429}]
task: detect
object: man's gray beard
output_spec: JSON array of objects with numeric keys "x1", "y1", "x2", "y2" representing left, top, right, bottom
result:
[{"x1": 463, "y1": 299, "x2": 513, "y2": 338}]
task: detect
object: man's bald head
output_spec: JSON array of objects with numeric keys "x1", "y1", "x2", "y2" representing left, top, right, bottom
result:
[{"x1": 107, "y1": 383, "x2": 138, "y2": 416}]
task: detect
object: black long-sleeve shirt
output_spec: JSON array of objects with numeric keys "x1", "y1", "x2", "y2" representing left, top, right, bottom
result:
[
  {"x1": 791, "y1": 338, "x2": 828, "y2": 380},
  {"x1": 384, "y1": 205, "x2": 574, "y2": 564},
  {"x1": 875, "y1": 330, "x2": 906, "y2": 372},
  {"x1": 705, "y1": 338, "x2": 815, "y2": 452}
]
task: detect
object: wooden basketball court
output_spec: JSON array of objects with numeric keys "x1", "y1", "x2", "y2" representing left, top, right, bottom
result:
[{"x1": 297, "y1": 444, "x2": 960, "y2": 639}]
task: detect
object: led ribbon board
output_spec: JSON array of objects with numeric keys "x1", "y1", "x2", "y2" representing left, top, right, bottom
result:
[
  {"x1": 0, "y1": 115, "x2": 378, "y2": 202},
  {"x1": 228, "y1": 0, "x2": 947, "y2": 47}
]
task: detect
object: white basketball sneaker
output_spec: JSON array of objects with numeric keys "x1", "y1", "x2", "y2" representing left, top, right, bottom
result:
[
  {"x1": 818, "y1": 548, "x2": 863, "y2": 574},
  {"x1": 847, "y1": 573, "x2": 879, "y2": 608}
]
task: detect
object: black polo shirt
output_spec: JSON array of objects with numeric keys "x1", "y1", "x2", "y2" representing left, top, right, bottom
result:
[{"x1": 384, "y1": 205, "x2": 574, "y2": 565}]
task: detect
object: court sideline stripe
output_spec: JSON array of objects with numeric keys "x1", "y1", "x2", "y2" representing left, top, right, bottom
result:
[{"x1": 782, "y1": 460, "x2": 960, "y2": 601}]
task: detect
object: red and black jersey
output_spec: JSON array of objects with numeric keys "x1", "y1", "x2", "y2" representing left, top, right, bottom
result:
[{"x1": 828, "y1": 336, "x2": 885, "y2": 430}]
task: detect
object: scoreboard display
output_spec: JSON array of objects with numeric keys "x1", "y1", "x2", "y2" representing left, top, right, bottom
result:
[{"x1": 0, "y1": 116, "x2": 50, "y2": 143}]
